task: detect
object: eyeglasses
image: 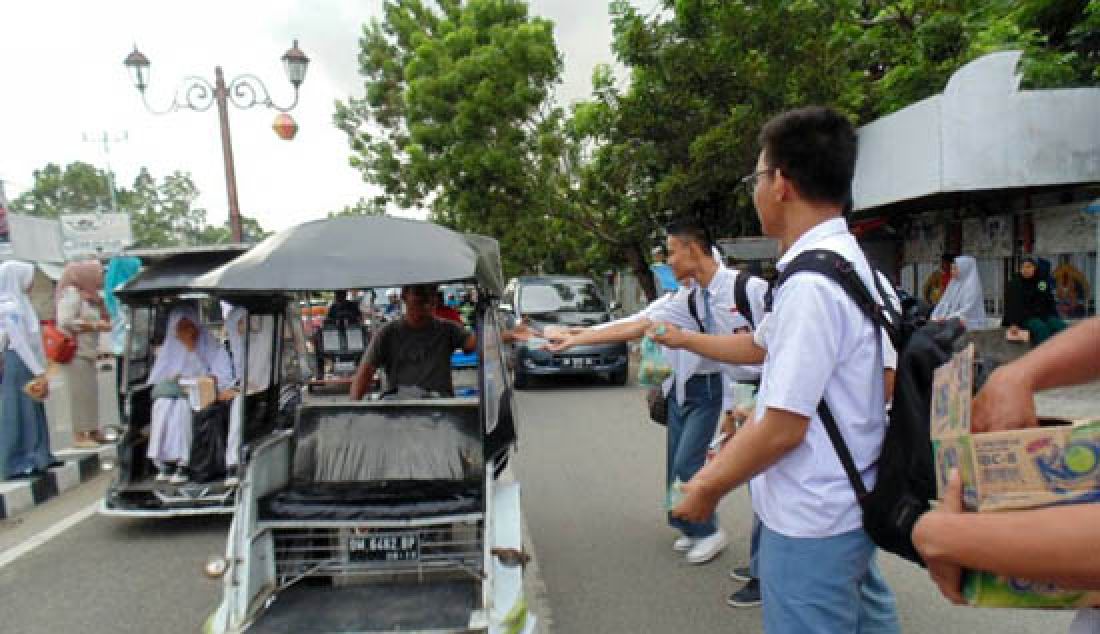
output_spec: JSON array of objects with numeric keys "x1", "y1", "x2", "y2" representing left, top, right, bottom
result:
[{"x1": 740, "y1": 168, "x2": 774, "y2": 191}]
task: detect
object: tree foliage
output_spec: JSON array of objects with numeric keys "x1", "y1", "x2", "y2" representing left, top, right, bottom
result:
[
  {"x1": 328, "y1": 196, "x2": 389, "y2": 218},
  {"x1": 338, "y1": 0, "x2": 1096, "y2": 301},
  {"x1": 335, "y1": 0, "x2": 587, "y2": 277},
  {"x1": 11, "y1": 162, "x2": 268, "y2": 248}
]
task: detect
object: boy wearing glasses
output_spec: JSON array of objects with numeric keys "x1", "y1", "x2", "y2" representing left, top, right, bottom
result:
[{"x1": 650, "y1": 107, "x2": 900, "y2": 633}]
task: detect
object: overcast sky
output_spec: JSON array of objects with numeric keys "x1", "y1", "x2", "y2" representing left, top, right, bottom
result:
[{"x1": 0, "y1": 1, "x2": 642, "y2": 232}]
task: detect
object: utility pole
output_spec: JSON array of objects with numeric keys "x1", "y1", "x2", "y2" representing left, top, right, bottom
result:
[{"x1": 82, "y1": 130, "x2": 128, "y2": 213}]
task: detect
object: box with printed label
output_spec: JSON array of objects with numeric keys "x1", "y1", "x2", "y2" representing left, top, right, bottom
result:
[
  {"x1": 963, "y1": 572, "x2": 1100, "y2": 608},
  {"x1": 930, "y1": 344, "x2": 1100, "y2": 608}
]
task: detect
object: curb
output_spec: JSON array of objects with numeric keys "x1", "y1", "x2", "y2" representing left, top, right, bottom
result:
[{"x1": 0, "y1": 445, "x2": 114, "y2": 520}]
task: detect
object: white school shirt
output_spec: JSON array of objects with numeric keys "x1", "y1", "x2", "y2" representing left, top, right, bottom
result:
[
  {"x1": 644, "y1": 269, "x2": 767, "y2": 402},
  {"x1": 750, "y1": 217, "x2": 890, "y2": 539}
]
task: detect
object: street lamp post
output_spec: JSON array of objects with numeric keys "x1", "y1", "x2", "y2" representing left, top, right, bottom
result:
[{"x1": 123, "y1": 41, "x2": 309, "y2": 242}]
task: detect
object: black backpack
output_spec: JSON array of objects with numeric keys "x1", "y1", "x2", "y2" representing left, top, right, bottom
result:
[
  {"x1": 769, "y1": 249, "x2": 967, "y2": 566},
  {"x1": 687, "y1": 271, "x2": 760, "y2": 329}
]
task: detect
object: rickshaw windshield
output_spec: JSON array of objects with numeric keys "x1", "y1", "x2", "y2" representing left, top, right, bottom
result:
[{"x1": 290, "y1": 403, "x2": 483, "y2": 484}]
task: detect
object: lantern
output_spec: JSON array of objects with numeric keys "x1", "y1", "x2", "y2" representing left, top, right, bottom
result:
[{"x1": 273, "y1": 113, "x2": 298, "y2": 140}]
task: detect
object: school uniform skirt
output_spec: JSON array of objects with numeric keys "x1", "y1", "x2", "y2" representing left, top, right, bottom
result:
[{"x1": 0, "y1": 349, "x2": 55, "y2": 477}]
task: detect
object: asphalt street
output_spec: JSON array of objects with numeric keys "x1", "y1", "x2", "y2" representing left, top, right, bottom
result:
[
  {"x1": 0, "y1": 375, "x2": 1086, "y2": 633},
  {"x1": 511, "y1": 375, "x2": 1078, "y2": 634}
]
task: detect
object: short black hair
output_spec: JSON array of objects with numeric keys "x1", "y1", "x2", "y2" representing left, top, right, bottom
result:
[
  {"x1": 665, "y1": 219, "x2": 713, "y2": 253},
  {"x1": 758, "y1": 106, "x2": 857, "y2": 206}
]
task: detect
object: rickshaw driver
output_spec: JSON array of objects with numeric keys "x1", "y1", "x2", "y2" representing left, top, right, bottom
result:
[{"x1": 350, "y1": 284, "x2": 532, "y2": 400}]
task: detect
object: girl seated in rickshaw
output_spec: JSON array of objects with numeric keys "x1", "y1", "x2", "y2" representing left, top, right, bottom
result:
[
  {"x1": 223, "y1": 305, "x2": 274, "y2": 486},
  {"x1": 146, "y1": 305, "x2": 235, "y2": 484}
]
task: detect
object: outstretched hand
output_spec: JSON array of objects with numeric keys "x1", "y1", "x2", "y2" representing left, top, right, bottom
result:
[
  {"x1": 670, "y1": 477, "x2": 721, "y2": 524},
  {"x1": 646, "y1": 321, "x2": 687, "y2": 349},
  {"x1": 509, "y1": 319, "x2": 537, "y2": 342}
]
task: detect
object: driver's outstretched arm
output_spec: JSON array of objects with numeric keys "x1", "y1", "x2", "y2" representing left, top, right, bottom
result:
[{"x1": 350, "y1": 361, "x2": 378, "y2": 400}]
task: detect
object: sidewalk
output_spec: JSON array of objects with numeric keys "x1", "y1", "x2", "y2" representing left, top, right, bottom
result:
[
  {"x1": 0, "y1": 444, "x2": 114, "y2": 520},
  {"x1": 1, "y1": 361, "x2": 120, "y2": 521}
]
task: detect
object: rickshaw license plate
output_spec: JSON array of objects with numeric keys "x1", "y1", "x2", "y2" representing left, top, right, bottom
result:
[{"x1": 349, "y1": 533, "x2": 420, "y2": 562}]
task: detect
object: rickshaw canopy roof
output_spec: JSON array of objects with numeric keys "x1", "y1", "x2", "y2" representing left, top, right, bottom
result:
[
  {"x1": 191, "y1": 216, "x2": 504, "y2": 296},
  {"x1": 116, "y1": 246, "x2": 248, "y2": 301}
]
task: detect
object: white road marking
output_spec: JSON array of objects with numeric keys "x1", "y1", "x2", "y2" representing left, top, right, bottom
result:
[{"x1": 0, "y1": 501, "x2": 98, "y2": 569}]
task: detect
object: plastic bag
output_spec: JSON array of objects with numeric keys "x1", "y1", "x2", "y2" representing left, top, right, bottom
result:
[{"x1": 637, "y1": 336, "x2": 672, "y2": 387}]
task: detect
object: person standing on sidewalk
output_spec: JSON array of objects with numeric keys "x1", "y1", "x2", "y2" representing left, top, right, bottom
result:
[
  {"x1": 103, "y1": 256, "x2": 142, "y2": 399},
  {"x1": 548, "y1": 221, "x2": 766, "y2": 565},
  {"x1": 56, "y1": 260, "x2": 111, "y2": 448},
  {"x1": 0, "y1": 260, "x2": 59, "y2": 479},
  {"x1": 650, "y1": 107, "x2": 900, "y2": 633}
]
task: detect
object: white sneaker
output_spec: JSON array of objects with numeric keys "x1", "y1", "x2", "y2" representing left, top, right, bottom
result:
[
  {"x1": 672, "y1": 536, "x2": 695, "y2": 552},
  {"x1": 685, "y1": 529, "x2": 728, "y2": 565},
  {"x1": 155, "y1": 470, "x2": 171, "y2": 482}
]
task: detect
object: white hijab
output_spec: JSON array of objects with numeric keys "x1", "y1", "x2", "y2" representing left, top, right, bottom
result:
[
  {"x1": 147, "y1": 305, "x2": 232, "y2": 387},
  {"x1": 932, "y1": 255, "x2": 987, "y2": 326},
  {"x1": 0, "y1": 261, "x2": 45, "y2": 367},
  {"x1": 225, "y1": 306, "x2": 273, "y2": 392}
]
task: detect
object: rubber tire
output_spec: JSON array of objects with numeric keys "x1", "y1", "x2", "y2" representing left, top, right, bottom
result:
[{"x1": 610, "y1": 366, "x2": 629, "y2": 386}]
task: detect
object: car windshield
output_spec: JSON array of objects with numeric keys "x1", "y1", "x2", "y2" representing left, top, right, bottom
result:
[{"x1": 519, "y1": 280, "x2": 605, "y2": 314}]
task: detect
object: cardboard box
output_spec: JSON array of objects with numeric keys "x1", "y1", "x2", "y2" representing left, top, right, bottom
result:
[
  {"x1": 930, "y1": 345, "x2": 1100, "y2": 608},
  {"x1": 179, "y1": 376, "x2": 217, "y2": 411},
  {"x1": 963, "y1": 572, "x2": 1100, "y2": 608}
]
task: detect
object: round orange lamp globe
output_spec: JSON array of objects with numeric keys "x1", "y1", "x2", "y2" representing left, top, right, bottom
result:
[{"x1": 273, "y1": 113, "x2": 298, "y2": 140}]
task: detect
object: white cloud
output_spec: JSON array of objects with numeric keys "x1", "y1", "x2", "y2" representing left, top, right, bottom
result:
[{"x1": 0, "y1": 1, "x2": 642, "y2": 233}]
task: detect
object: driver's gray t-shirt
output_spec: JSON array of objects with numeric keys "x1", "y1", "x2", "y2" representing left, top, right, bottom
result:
[{"x1": 365, "y1": 317, "x2": 469, "y2": 397}]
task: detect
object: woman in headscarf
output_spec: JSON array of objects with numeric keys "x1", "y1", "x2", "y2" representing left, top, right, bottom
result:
[
  {"x1": 55, "y1": 259, "x2": 111, "y2": 447},
  {"x1": 103, "y1": 256, "x2": 142, "y2": 420},
  {"x1": 0, "y1": 261, "x2": 59, "y2": 479},
  {"x1": 1003, "y1": 256, "x2": 1067, "y2": 346},
  {"x1": 931, "y1": 255, "x2": 987, "y2": 327},
  {"x1": 223, "y1": 306, "x2": 274, "y2": 486},
  {"x1": 146, "y1": 305, "x2": 233, "y2": 484}
]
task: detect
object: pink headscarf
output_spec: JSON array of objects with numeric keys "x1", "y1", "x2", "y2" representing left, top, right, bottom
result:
[{"x1": 56, "y1": 260, "x2": 105, "y2": 315}]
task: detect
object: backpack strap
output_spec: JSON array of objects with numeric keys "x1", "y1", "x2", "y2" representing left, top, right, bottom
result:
[
  {"x1": 686, "y1": 288, "x2": 706, "y2": 333},
  {"x1": 733, "y1": 272, "x2": 756, "y2": 329},
  {"x1": 769, "y1": 249, "x2": 901, "y2": 504},
  {"x1": 771, "y1": 250, "x2": 901, "y2": 348},
  {"x1": 817, "y1": 400, "x2": 869, "y2": 501}
]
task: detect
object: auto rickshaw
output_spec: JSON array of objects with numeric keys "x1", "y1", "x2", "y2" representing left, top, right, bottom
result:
[
  {"x1": 193, "y1": 216, "x2": 534, "y2": 634},
  {"x1": 100, "y1": 246, "x2": 312, "y2": 517}
]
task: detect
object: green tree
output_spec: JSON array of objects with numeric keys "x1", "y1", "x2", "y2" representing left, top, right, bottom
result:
[
  {"x1": 334, "y1": 0, "x2": 584, "y2": 277},
  {"x1": 13, "y1": 162, "x2": 267, "y2": 248},
  {"x1": 565, "y1": 0, "x2": 1097, "y2": 301},
  {"x1": 328, "y1": 196, "x2": 389, "y2": 218},
  {"x1": 11, "y1": 162, "x2": 115, "y2": 217},
  {"x1": 850, "y1": 0, "x2": 1098, "y2": 117}
]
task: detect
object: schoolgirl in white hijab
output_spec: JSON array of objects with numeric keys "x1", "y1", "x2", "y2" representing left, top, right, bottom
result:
[
  {"x1": 0, "y1": 261, "x2": 57, "y2": 479},
  {"x1": 223, "y1": 306, "x2": 274, "y2": 484},
  {"x1": 931, "y1": 255, "x2": 987, "y2": 327},
  {"x1": 146, "y1": 304, "x2": 233, "y2": 484}
]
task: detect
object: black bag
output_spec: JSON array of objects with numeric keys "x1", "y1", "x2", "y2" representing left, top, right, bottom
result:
[
  {"x1": 189, "y1": 400, "x2": 231, "y2": 483},
  {"x1": 645, "y1": 289, "x2": 708, "y2": 426},
  {"x1": 770, "y1": 249, "x2": 967, "y2": 566},
  {"x1": 646, "y1": 386, "x2": 669, "y2": 425}
]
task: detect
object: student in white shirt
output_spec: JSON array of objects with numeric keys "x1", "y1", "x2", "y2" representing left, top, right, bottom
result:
[
  {"x1": 649, "y1": 107, "x2": 900, "y2": 633},
  {"x1": 548, "y1": 222, "x2": 767, "y2": 565}
]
